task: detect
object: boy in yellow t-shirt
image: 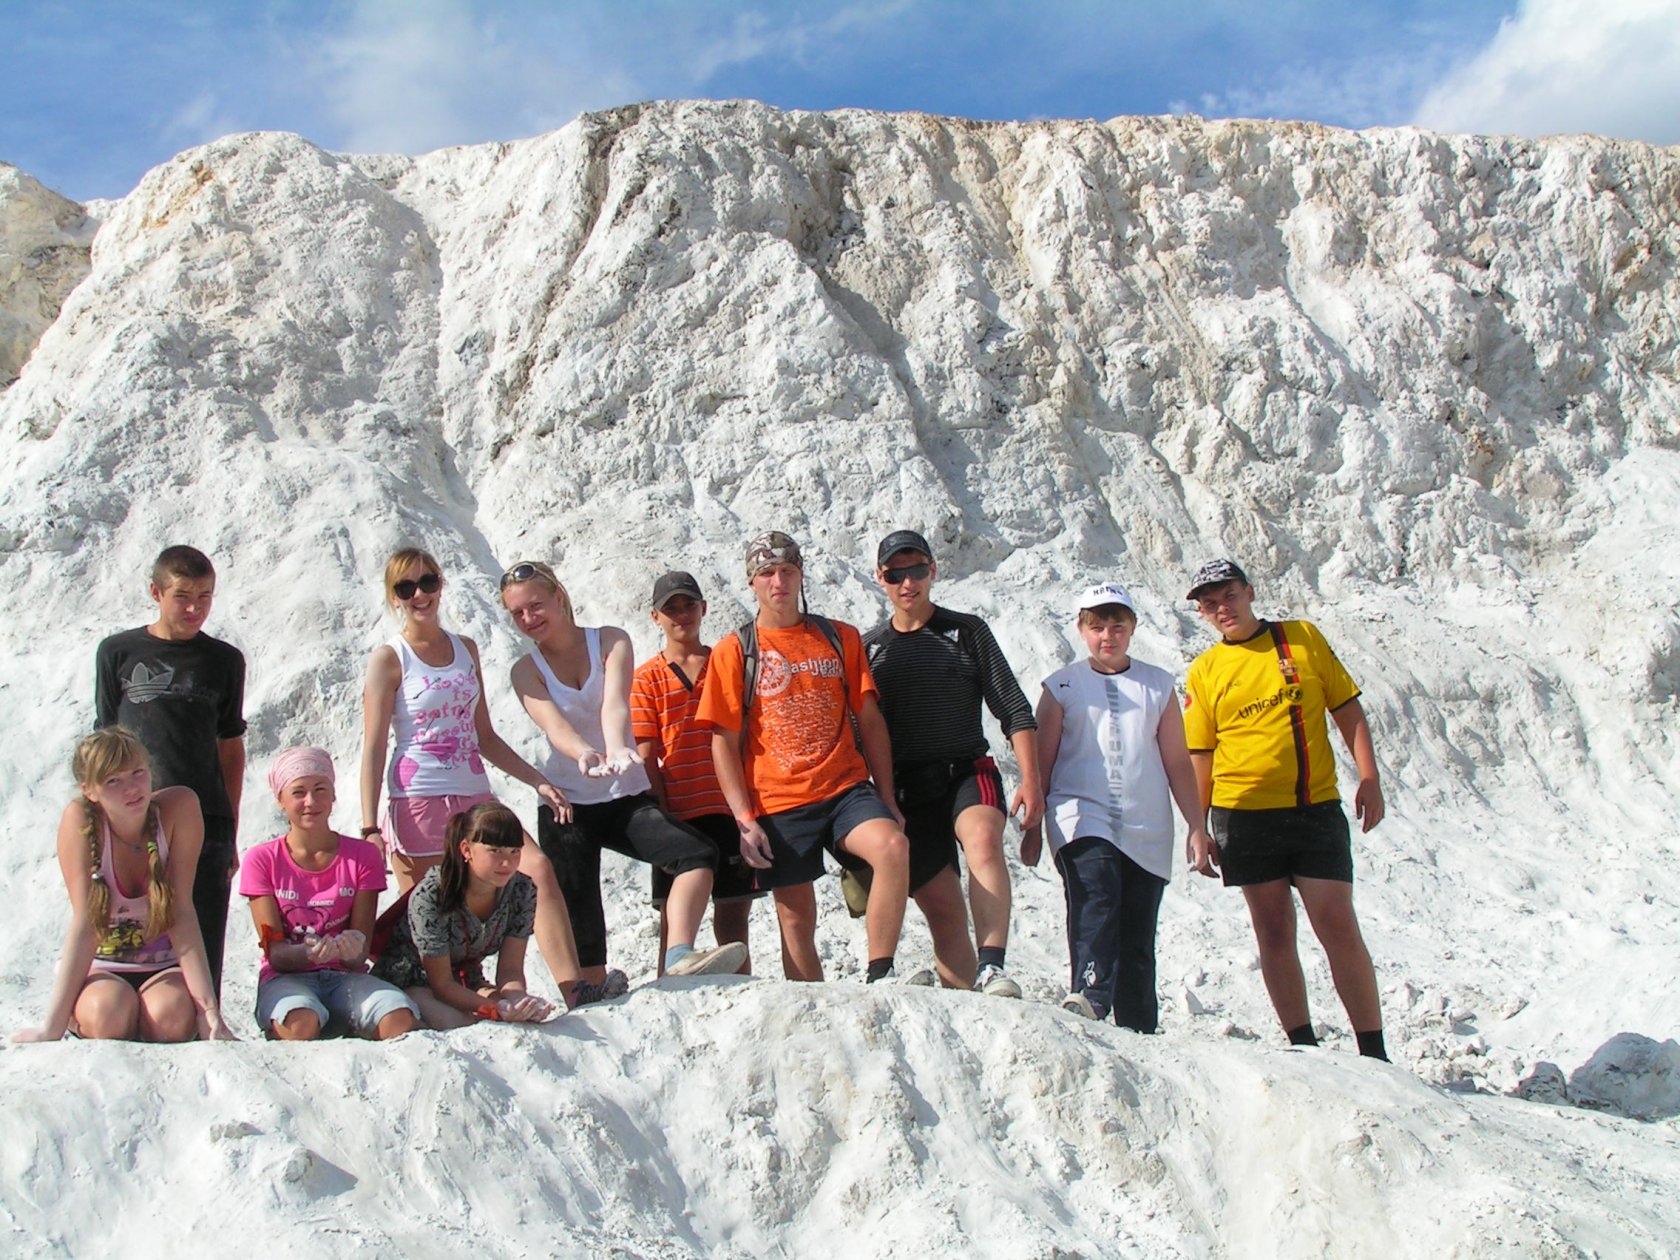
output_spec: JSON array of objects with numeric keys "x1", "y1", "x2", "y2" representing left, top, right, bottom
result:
[{"x1": 1183, "y1": 559, "x2": 1389, "y2": 1061}]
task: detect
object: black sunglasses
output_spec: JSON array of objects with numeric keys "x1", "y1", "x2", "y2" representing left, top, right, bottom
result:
[
  {"x1": 392, "y1": 572, "x2": 441, "y2": 600},
  {"x1": 882, "y1": 562, "x2": 931, "y2": 584}
]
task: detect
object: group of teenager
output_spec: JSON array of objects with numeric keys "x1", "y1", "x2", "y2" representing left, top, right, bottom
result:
[{"x1": 14, "y1": 532, "x2": 1390, "y2": 1063}]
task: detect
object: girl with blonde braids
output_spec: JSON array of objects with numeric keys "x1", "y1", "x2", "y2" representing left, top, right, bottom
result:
[{"x1": 13, "y1": 727, "x2": 233, "y2": 1042}]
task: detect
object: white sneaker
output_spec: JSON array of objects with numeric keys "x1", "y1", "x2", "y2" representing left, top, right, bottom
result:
[
  {"x1": 667, "y1": 941, "x2": 749, "y2": 977},
  {"x1": 974, "y1": 963, "x2": 1022, "y2": 999},
  {"x1": 1061, "y1": 992, "x2": 1100, "y2": 1019}
]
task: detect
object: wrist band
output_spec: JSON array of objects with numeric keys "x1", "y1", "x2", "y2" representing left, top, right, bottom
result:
[
  {"x1": 361, "y1": 825, "x2": 381, "y2": 836},
  {"x1": 476, "y1": 1003, "x2": 503, "y2": 1021}
]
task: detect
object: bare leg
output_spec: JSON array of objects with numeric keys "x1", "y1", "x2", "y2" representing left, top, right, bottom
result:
[
  {"x1": 954, "y1": 804, "x2": 1010, "y2": 954},
  {"x1": 713, "y1": 900, "x2": 752, "y2": 975},
  {"x1": 911, "y1": 866, "x2": 978, "y2": 988},
  {"x1": 72, "y1": 974, "x2": 141, "y2": 1040},
  {"x1": 773, "y1": 884, "x2": 822, "y2": 981},
  {"x1": 1296, "y1": 877, "x2": 1382, "y2": 1032},
  {"x1": 408, "y1": 986, "x2": 477, "y2": 1030},
  {"x1": 135, "y1": 973, "x2": 197, "y2": 1043},
  {"x1": 656, "y1": 906, "x2": 670, "y2": 977},
  {"x1": 663, "y1": 867, "x2": 716, "y2": 952},
  {"x1": 391, "y1": 850, "x2": 442, "y2": 896},
  {"x1": 519, "y1": 834, "x2": 591, "y2": 987},
  {"x1": 838, "y1": 819, "x2": 910, "y2": 963},
  {"x1": 1241, "y1": 879, "x2": 1311, "y2": 1032},
  {"x1": 272, "y1": 1009, "x2": 322, "y2": 1041},
  {"x1": 374, "y1": 1008, "x2": 418, "y2": 1040}
]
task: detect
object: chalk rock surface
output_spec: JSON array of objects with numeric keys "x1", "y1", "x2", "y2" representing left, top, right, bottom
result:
[
  {"x1": 0, "y1": 163, "x2": 93, "y2": 387},
  {"x1": 1, "y1": 101, "x2": 1678, "y2": 1257}
]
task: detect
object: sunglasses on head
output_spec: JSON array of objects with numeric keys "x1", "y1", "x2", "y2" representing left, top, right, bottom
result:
[
  {"x1": 392, "y1": 572, "x2": 441, "y2": 600},
  {"x1": 883, "y1": 562, "x2": 931, "y2": 584},
  {"x1": 499, "y1": 562, "x2": 551, "y2": 590}
]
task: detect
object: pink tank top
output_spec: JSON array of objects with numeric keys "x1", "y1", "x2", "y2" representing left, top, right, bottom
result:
[{"x1": 90, "y1": 815, "x2": 178, "y2": 972}]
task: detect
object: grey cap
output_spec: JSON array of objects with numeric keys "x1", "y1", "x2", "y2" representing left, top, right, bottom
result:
[
  {"x1": 651, "y1": 571, "x2": 704, "y2": 610},
  {"x1": 877, "y1": 529, "x2": 933, "y2": 567},
  {"x1": 1186, "y1": 559, "x2": 1250, "y2": 599}
]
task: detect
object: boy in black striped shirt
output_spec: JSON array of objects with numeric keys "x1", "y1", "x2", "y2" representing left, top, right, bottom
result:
[{"x1": 863, "y1": 530, "x2": 1044, "y2": 996}]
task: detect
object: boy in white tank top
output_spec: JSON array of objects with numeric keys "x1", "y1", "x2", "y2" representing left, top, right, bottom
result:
[{"x1": 1023, "y1": 583, "x2": 1213, "y2": 1031}]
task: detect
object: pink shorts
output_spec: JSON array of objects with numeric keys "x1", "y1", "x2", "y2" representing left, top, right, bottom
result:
[{"x1": 382, "y1": 792, "x2": 499, "y2": 858}]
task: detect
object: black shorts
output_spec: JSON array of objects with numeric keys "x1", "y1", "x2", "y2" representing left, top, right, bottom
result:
[
  {"x1": 756, "y1": 781, "x2": 895, "y2": 890},
  {"x1": 537, "y1": 793, "x2": 718, "y2": 968},
  {"x1": 91, "y1": 966, "x2": 182, "y2": 993},
  {"x1": 1210, "y1": 800, "x2": 1354, "y2": 886},
  {"x1": 650, "y1": 813, "x2": 767, "y2": 906},
  {"x1": 896, "y1": 756, "x2": 1006, "y2": 893}
]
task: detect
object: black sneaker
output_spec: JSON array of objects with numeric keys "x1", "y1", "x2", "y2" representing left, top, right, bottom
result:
[{"x1": 570, "y1": 968, "x2": 629, "y2": 1008}]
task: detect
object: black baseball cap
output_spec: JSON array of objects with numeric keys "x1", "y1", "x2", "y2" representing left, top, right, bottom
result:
[
  {"x1": 1186, "y1": 559, "x2": 1250, "y2": 599},
  {"x1": 651, "y1": 571, "x2": 704, "y2": 610},
  {"x1": 877, "y1": 529, "x2": 933, "y2": 568}
]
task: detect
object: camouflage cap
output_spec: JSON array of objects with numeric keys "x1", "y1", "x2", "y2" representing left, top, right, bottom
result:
[
  {"x1": 744, "y1": 531, "x2": 803, "y2": 579},
  {"x1": 1186, "y1": 559, "x2": 1250, "y2": 599}
]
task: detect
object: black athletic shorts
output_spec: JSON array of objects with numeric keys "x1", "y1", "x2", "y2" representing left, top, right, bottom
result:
[
  {"x1": 650, "y1": 813, "x2": 767, "y2": 906},
  {"x1": 756, "y1": 781, "x2": 894, "y2": 890},
  {"x1": 537, "y1": 793, "x2": 718, "y2": 968},
  {"x1": 1210, "y1": 799, "x2": 1354, "y2": 886},
  {"x1": 896, "y1": 756, "x2": 1006, "y2": 893}
]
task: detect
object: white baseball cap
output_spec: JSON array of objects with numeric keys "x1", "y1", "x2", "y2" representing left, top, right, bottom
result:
[{"x1": 1076, "y1": 582, "x2": 1135, "y2": 614}]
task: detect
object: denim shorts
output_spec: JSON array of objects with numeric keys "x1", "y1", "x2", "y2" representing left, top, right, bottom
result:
[{"x1": 256, "y1": 968, "x2": 420, "y2": 1038}]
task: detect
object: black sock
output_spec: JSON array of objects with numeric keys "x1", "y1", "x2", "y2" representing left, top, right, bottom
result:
[
  {"x1": 1287, "y1": 1022, "x2": 1319, "y2": 1047},
  {"x1": 977, "y1": 946, "x2": 1006, "y2": 970},
  {"x1": 866, "y1": 957, "x2": 895, "y2": 983},
  {"x1": 1355, "y1": 1029, "x2": 1389, "y2": 1061}
]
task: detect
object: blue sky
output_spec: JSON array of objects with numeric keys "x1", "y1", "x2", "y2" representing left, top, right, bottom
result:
[{"x1": 5, "y1": 0, "x2": 1678, "y2": 203}]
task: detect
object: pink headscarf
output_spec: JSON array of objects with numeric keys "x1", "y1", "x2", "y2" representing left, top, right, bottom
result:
[{"x1": 268, "y1": 747, "x2": 335, "y2": 797}]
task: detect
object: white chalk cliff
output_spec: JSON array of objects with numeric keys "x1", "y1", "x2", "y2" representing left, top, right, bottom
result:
[{"x1": 1, "y1": 101, "x2": 1677, "y2": 1257}]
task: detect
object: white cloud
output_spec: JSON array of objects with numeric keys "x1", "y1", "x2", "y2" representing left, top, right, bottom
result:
[
  {"x1": 303, "y1": 0, "x2": 637, "y2": 156},
  {"x1": 1414, "y1": 0, "x2": 1680, "y2": 144},
  {"x1": 294, "y1": 1, "x2": 923, "y2": 157},
  {"x1": 157, "y1": 90, "x2": 243, "y2": 150},
  {"x1": 1175, "y1": 46, "x2": 1464, "y2": 131}
]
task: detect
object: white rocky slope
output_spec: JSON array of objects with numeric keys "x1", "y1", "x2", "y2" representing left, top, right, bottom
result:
[{"x1": 0, "y1": 102, "x2": 1677, "y2": 1256}]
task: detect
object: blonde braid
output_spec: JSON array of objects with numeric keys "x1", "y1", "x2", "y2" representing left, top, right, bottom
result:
[
  {"x1": 81, "y1": 798, "x2": 113, "y2": 942},
  {"x1": 142, "y1": 800, "x2": 175, "y2": 942}
]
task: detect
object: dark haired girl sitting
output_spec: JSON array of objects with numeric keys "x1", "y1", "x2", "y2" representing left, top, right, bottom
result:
[{"x1": 371, "y1": 801, "x2": 557, "y2": 1027}]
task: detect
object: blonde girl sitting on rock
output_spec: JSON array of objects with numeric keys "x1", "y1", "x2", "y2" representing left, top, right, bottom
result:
[{"x1": 14, "y1": 727, "x2": 233, "y2": 1043}]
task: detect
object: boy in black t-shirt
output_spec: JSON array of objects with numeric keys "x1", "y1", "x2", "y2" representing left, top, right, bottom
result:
[{"x1": 95, "y1": 545, "x2": 247, "y2": 996}]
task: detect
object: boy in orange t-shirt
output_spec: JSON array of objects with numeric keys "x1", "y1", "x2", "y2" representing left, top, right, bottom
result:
[
  {"x1": 698, "y1": 532, "x2": 912, "y2": 982},
  {"x1": 631, "y1": 570, "x2": 764, "y2": 974}
]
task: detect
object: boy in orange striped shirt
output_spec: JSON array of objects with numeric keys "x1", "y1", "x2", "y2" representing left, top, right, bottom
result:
[{"x1": 631, "y1": 571, "x2": 762, "y2": 974}]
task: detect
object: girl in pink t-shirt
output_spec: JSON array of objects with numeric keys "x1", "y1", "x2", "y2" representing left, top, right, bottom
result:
[
  {"x1": 239, "y1": 748, "x2": 418, "y2": 1041},
  {"x1": 14, "y1": 728, "x2": 232, "y2": 1043}
]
